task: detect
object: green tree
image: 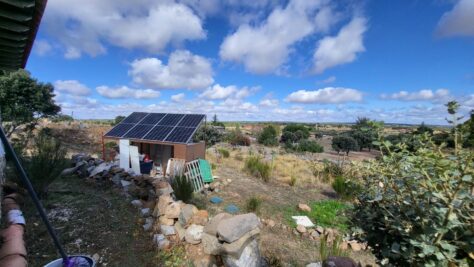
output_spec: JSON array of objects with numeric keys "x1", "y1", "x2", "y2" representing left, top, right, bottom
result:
[
  {"x1": 0, "y1": 70, "x2": 60, "y2": 136},
  {"x1": 350, "y1": 117, "x2": 381, "y2": 151},
  {"x1": 114, "y1": 115, "x2": 126, "y2": 125},
  {"x1": 210, "y1": 114, "x2": 225, "y2": 127},
  {"x1": 257, "y1": 125, "x2": 278, "y2": 146},
  {"x1": 193, "y1": 126, "x2": 222, "y2": 147},
  {"x1": 414, "y1": 122, "x2": 434, "y2": 135},
  {"x1": 331, "y1": 135, "x2": 358, "y2": 155},
  {"x1": 462, "y1": 110, "x2": 474, "y2": 147}
]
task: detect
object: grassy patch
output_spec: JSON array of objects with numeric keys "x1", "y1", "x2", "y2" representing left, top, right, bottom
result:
[{"x1": 283, "y1": 200, "x2": 350, "y2": 231}]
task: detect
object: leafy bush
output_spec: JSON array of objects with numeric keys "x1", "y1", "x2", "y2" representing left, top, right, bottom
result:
[
  {"x1": 331, "y1": 135, "x2": 358, "y2": 155},
  {"x1": 295, "y1": 140, "x2": 324, "y2": 153},
  {"x1": 245, "y1": 196, "x2": 262, "y2": 213},
  {"x1": 257, "y1": 125, "x2": 278, "y2": 146},
  {"x1": 193, "y1": 126, "x2": 222, "y2": 147},
  {"x1": 51, "y1": 114, "x2": 73, "y2": 122},
  {"x1": 227, "y1": 131, "x2": 251, "y2": 146},
  {"x1": 244, "y1": 156, "x2": 271, "y2": 182},
  {"x1": 24, "y1": 132, "x2": 67, "y2": 198},
  {"x1": 331, "y1": 175, "x2": 360, "y2": 200},
  {"x1": 352, "y1": 103, "x2": 473, "y2": 266},
  {"x1": 218, "y1": 148, "x2": 230, "y2": 158},
  {"x1": 414, "y1": 122, "x2": 434, "y2": 135},
  {"x1": 114, "y1": 115, "x2": 125, "y2": 125},
  {"x1": 170, "y1": 175, "x2": 194, "y2": 202},
  {"x1": 320, "y1": 159, "x2": 344, "y2": 182}
]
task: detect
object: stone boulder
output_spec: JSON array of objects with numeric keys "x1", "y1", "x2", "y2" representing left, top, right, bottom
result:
[
  {"x1": 164, "y1": 202, "x2": 181, "y2": 219},
  {"x1": 190, "y1": 210, "x2": 209, "y2": 226},
  {"x1": 160, "y1": 225, "x2": 176, "y2": 236},
  {"x1": 159, "y1": 215, "x2": 175, "y2": 226},
  {"x1": 179, "y1": 204, "x2": 198, "y2": 226},
  {"x1": 155, "y1": 195, "x2": 173, "y2": 217},
  {"x1": 221, "y1": 228, "x2": 260, "y2": 258},
  {"x1": 204, "y1": 213, "x2": 232, "y2": 236},
  {"x1": 222, "y1": 239, "x2": 261, "y2": 267},
  {"x1": 217, "y1": 213, "x2": 260, "y2": 243},
  {"x1": 202, "y1": 233, "x2": 222, "y2": 255},
  {"x1": 298, "y1": 203, "x2": 311, "y2": 212},
  {"x1": 185, "y1": 224, "x2": 204, "y2": 244}
]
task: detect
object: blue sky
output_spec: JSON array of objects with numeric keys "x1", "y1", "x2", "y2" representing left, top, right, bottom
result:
[{"x1": 27, "y1": 0, "x2": 474, "y2": 124}]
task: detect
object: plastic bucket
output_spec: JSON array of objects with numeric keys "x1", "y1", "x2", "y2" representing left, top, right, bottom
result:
[{"x1": 43, "y1": 256, "x2": 96, "y2": 267}]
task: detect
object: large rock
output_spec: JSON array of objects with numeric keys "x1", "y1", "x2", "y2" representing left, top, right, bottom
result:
[
  {"x1": 157, "y1": 195, "x2": 173, "y2": 216},
  {"x1": 222, "y1": 239, "x2": 261, "y2": 267},
  {"x1": 221, "y1": 228, "x2": 260, "y2": 258},
  {"x1": 202, "y1": 233, "x2": 222, "y2": 255},
  {"x1": 89, "y1": 162, "x2": 114, "y2": 177},
  {"x1": 204, "y1": 213, "x2": 232, "y2": 236},
  {"x1": 296, "y1": 225, "x2": 307, "y2": 233},
  {"x1": 179, "y1": 204, "x2": 198, "y2": 226},
  {"x1": 185, "y1": 224, "x2": 204, "y2": 244},
  {"x1": 160, "y1": 225, "x2": 175, "y2": 236},
  {"x1": 153, "y1": 234, "x2": 171, "y2": 250},
  {"x1": 164, "y1": 202, "x2": 181, "y2": 219},
  {"x1": 190, "y1": 210, "x2": 209, "y2": 226},
  {"x1": 217, "y1": 213, "x2": 260, "y2": 243},
  {"x1": 174, "y1": 222, "x2": 186, "y2": 241},
  {"x1": 298, "y1": 203, "x2": 311, "y2": 212},
  {"x1": 159, "y1": 215, "x2": 175, "y2": 226}
]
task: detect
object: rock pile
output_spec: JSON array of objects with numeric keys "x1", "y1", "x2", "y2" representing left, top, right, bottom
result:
[{"x1": 64, "y1": 154, "x2": 262, "y2": 267}]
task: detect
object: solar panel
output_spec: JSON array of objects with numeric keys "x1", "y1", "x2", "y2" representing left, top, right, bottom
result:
[
  {"x1": 140, "y1": 113, "x2": 166, "y2": 125},
  {"x1": 104, "y1": 123, "x2": 135, "y2": 137},
  {"x1": 123, "y1": 124, "x2": 154, "y2": 139},
  {"x1": 122, "y1": 112, "x2": 148, "y2": 123},
  {"x1": 165, "y1": 126, "x2": 196, "y2": 143},
  {"x1": 158, "y1": 114, "x2": 185, "y2": 126},
  {"x1": 178, "y1": 114, "x2": 205, "y2": 127},
  {"x1": 105, "y1": 112, "x2": 205, "y2": 143},
  {"x1": 143, "y1": 126, "x2": 174, "y2": 141}
]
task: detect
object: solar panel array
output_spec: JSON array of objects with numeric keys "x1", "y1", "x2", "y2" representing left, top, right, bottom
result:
[{"x1": 104, "y1": 112, "x2": 205, "y2": 144}]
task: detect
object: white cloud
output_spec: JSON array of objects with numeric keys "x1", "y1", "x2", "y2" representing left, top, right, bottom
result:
[
  {"x1": 381, "y1": 89, "x2": 450, "y2": 102},
  {"x1": 220, "y1": 0, "x2": 339, "y2": 74},
  {"x1": 318, "y1": 76, "x2": 336, "y2": 84},
  {"x1": 171, "y1": 93, "x2": 186, "y2": 102},
  {"x1": 286, "y1": 87, "x2": 363, "y2": 104},
  {"x1": 43, "y1": 1, "x2": 205, "y2": 58},
  {"x1": 199, "y1": 84, "x2": 256, "y2": 100},
  {"x1": 96, "y1": 86, "x2": 160, "y2": 99},
  {"x1": 313, "y1": 17, "x2": 367, "y2": 73},
  {"x1": 54, "y1": 80, "x2": 91, "y2": 96},
  {"x1": 259, "y1": 98, "x2": 279, "y2": 107},
  {"x1": 129, "y1": 50, "x2": 214, "y2": 90},
  {"x1": 436, "y1": 0, "x2": 474, "y2": 37},
  {"x1": 33, "y1": 39, "x2": 52, "y2": 56}
]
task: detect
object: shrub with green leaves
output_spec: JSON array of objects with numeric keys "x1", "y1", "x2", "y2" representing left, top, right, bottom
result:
[
  {"x1": 331, "y1": 135, "x2": 358, "y2": 155},
  {"x1": 331, "y1": 175, "x2": 360, "y2": 200},
  {"x1": 245, "y1": 196, "x2": 262, "y2": 213},
  {"x1": 295, "y1": 140, "x2": 324, "y2": 153},
  {"x1": 244, "y1": 156, "x2": 271, "y2": 182},
  {"x1": 257, "y1": 125, "x2": 278, "y2": 146},
  {"x1": 24, "y1": 131, "x2": 67, "y2": 198},
  {"x1": 218, "y1": 148, "x2": 230, "y2": 158},
  {"x1": 170, "y1": 175, "x2": 194, "y2": 202},
  {"x1": 352, "y1": 102, "x2": 473, "y2": 266}
]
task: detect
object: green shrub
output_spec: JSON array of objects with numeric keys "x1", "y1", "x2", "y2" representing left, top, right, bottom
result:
[
  {"x1": 257, "y1": 125, "x2": 278, "y2": 146},
  {"x1": 319, "y1": 234, "x2": 348, "y2": 261},
  {"x1": 245, "y1": 196, "x2": 262, "y2": 213},
  {"x1": 331, "y1": 175, "x2": 360, "y2": 200},
  {"x1": 289, "y1": 175, "x2": 297, "y2": 186},
  {"x1": 170, "y1": 175, "x2": 194, "y2": 203},
  {"x1": 320, "y1": 160, "x2": 344, "y2": 182},
  {"x1": 295, "y1": 140, "x2": 324, "y2": 153},
  {"x1": 193, "y1": 126, "x2": 222, "y2": 147},
  {"x1": 218, "y1": 148, "x2": 230, "y2": 158},
  {"x1": 244, "y1": 156, "x2": 271, "y2": 182},
  {"x1": 23, "y1": 132, "x2": 67, "y2": 198},
  {"x1": 227, "y1": 131, "x2": 251, "y2": 146},
  {"x1": 352, "y1": 102, "x2": 473, "y2": 266},
  {"x1": 331, "y1": 135, "x2": 358, "y2": 155}
]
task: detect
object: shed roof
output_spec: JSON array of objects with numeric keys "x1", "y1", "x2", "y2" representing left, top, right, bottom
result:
[
  {"x1": 104, "y1": 112, "x2": 206, "y2": 144},
  {"x1": 0, "y1": 0, "x2": 47, "y2": 70}
]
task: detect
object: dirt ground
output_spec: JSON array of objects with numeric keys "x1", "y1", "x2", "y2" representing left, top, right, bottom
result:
[
  {"x1": 23, "y1": 176, "x2": 159, "y2": 267},
  {"x1": 30, "y1": 122, "x2": 378, "y2": 266},
  {"x1": 204, "y1": 148, "x2": 378, "y2": 266}
]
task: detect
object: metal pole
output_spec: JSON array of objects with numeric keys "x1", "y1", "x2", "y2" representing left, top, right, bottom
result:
[{"x1": 0, "y1": 126, "x2": 69, "y2": 263}]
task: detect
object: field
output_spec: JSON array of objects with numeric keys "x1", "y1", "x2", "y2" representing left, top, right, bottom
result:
[{"x1": 20, "y1": 122, "x2": 416, "y2": 266}]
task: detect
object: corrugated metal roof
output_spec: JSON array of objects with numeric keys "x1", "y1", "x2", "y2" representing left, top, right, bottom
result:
[{"x1": 0, "y1": 0, "x2": 47, "y2": 70}]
